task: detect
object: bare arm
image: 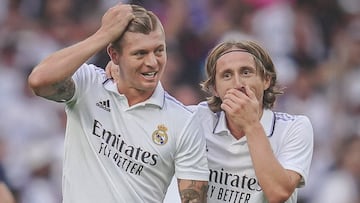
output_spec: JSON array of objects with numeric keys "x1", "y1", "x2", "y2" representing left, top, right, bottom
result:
[
  {"x1": 28, "y1": 4, "x2": 134, "y2": 101},
  {"x1": 245, "y1": 123, "x2": 302, "y2": 203},
  {"x1": 0, "y1": 183, "x2": 15, "y2": 203},
  {"x1": 178, "y1": 179, "x2": 207, "y2": 203}
]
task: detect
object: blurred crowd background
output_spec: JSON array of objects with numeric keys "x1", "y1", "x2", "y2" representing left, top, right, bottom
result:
[{"x1": 0, "y1": 0, "x2": 359, "y2": 202}]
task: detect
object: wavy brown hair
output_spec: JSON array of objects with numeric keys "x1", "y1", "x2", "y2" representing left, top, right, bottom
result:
[{"x1": 200, "y1": 40, "x2": 283, "y2": 112}]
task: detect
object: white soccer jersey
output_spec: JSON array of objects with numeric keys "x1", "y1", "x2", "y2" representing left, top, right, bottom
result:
[
  {"x1": 61, "y1": 64, "x2": 208, "y2": 203},
  {"x1": 196, "y1": 102, "x2": 313, "y2": 203}
]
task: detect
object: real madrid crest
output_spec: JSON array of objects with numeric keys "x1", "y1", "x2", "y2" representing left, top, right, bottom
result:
[{"x1": 152, "y1": 124, "x2": 168, "y2": 145}]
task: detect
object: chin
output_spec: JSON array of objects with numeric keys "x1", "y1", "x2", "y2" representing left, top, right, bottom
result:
[{"x1": 141, "y1": 82, "x2": 158, "y2": 91}]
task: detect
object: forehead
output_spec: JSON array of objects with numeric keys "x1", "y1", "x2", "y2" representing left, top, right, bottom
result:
[
  {"x1": 216, "y1": 51, "x2": 255, "y2": 71},
  {"x1": 122, "y1": 28, "x2": 165, "y2": 50}
]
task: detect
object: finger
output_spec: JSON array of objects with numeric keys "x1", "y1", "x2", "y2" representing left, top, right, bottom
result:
[
  {"x1": 221, "y1": 98, "x2": 241, "y2": 117},
  {"x1": 222, "y1": 93, "x2": 236, "y2": 108},
  {"x1": 244, "y1": 85, "x2": 256, "y2": 100},
  {"x1": 220, "y1": 102, "x2": 232, "y2": 113},
  {"x1": 110, "y1": 63, "x2": 120, "y2": 83},
  {"x1": 222, "y1": 97, "x2": 234, "y2": 109},
  {"x1": 224, "y1": 89, "x2": 247, "y2": 104},
  {"x1": 237, "y1": 87, "x2": 248, "y2": 96},
  {"x1": 111, "y1": 6, "x2": 134, "y2": 25},
  {"x1": 105, "y1": 61, "x2": 112, "y2": 79},
  {"x1": 222, "y1": 93, "x2": 243, "y2": 112},
  {"x1": 101, "y1": 4, "x2": 134, "y2": 40}
]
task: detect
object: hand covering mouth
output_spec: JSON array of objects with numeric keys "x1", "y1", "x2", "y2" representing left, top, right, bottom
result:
[{"x1": 236, "y1": 87, "x2": 248, "y2": 96}]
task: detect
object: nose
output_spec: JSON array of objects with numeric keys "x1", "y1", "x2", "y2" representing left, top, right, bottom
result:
[
  {"x1": 234, "y1": 73, "x2": 245, "y2": 87},
  {"x1": 144, "y1": 52, "x2": 157, "y2": 67}
]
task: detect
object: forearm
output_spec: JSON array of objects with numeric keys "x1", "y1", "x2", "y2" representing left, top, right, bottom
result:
[
  {"x1": 28, "y1": 4, "x2": 134, "y2": 100},
  {"x1": 0, "y1": 183, "x2": 15, "y2": 203},
  {"x1": 29, "y1": 31, "x2": 109, "y2": 89},
  {"x1": 245, "y1": 123, "x2": 297, "y2": 203},
  {"x1": 178, "y1": 179, "x2": 208, "y2": 203}
]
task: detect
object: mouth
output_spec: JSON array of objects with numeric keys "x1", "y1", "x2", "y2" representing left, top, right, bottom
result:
[{"x1": 141, "y1": 71, "x2": 157, "y2": 79}]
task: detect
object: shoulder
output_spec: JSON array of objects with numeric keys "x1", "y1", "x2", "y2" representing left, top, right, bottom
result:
[
  {"x1": 68, "y1": 64, "x2": 109, "y2": 104},
  {"x1": 274, "y1": 112, "x2": 312, "y2": 126},
  {"x1": 163, "y1": 93, "x2": 193, "y2": 114},
  {"x1": 73, "y1": 64, "x2": 107, "y2": 82},
  {"x1": 160, "y1": 93, "x2": 195, "y2": 126},
  {"x1": 192, "y1": 101, "x2": 218, "y2": 125},
  {"x1": 273, "y1": 111, "x2": 314, "y2": 140}
]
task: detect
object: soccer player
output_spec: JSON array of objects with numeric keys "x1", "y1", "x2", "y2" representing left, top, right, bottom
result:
[
  {"x1": 196, "y1": 40, "x2": 314, "y2": 203},
  {"x1": 131, "y1": 39, "x2": 314, "y2": 202},
  {"x1": 28, "y1": 4, "x2": 208, "y2": 203}
]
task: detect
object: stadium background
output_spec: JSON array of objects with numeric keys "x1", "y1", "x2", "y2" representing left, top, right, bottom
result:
[{"x1": 0, "y1": 0, "x2": 359, "y2": 202}]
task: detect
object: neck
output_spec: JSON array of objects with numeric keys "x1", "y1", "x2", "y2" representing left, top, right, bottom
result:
[
  {"x1": 227, "y1": 121, "x2": 245, "y2": 140},
  {"x1": 117, "y1": 84, "x2": 153, "y2": 107},
  {"x1": 226, "y1": 108, "x2": 264, "y2": 140}
]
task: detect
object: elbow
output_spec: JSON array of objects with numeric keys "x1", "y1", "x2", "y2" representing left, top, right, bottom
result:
[
  {"x1": 267, "y1": 195, "x2": 291, "y2": 203},
  {"x1": 28, "y1": 71, "x2": 42, "y2": 95},
  {"x1": 266, "y1": 188, "x2": 294, "y2": 203},
  {"x1": 27, "y1": 69, "x2": 51, "y2": 96}
]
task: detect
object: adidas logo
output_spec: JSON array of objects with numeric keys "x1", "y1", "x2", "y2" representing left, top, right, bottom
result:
[{"x1": 96, "y1": 99, "x2": 111, "y2": 112}]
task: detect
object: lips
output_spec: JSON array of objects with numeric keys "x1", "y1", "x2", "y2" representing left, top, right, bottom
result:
[{"x1": 141, "y1": 71, "x2": 157, "y2": 78}]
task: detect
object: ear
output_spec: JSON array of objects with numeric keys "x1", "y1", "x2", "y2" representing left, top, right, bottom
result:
[
  {"x1": 263, "y1": 75, "x2": 271, "y2": 90},
  {"x1": 107, "y1": 44, "x2": 120, "y2": 65},
  {"x1": 211, "y1": 86, "x2": 219, "y2": 97}
]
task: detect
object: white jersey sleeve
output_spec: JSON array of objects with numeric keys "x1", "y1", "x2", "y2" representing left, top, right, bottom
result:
[
  {"x1": 273, "y1": 113, "x2": 314, "y2": 187},
  {"x1": 174, "y1": 111, "x2": 209, "y2": 180},
  {"x1": 67, "y1": 63, "x2": 106, "y2": 104}
]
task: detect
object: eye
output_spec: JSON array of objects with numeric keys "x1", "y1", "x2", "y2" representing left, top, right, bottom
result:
[
  {"x1": 243, "y1": 69, "x2": 251, "y2": 75},
  {"x1": 134, "y1": 50, "x2": 147, "y2": 57},
  {"x1": 241, "y1": 67, "x2": 256, "y2": 77},
  {"x1": 223, "y1": 72, "x2": 232, "y2": 80},
  {"x1": 155, "y1": 47, "x2": 165, "y2": 56}
]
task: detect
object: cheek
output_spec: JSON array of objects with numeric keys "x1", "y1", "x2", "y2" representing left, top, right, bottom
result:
[
  {"x1": 159, "y1": 57, "x2": 167, "y2": 69},
  {"x1": 161, "y1": 55, "x2": 167, "y2": 64},
  {"x1": 117, "y1": 61, "x2": 135, "y2": 77},
  {"x1": 254, "y1": 88, "x2": 264, "y2": 100},
  {"x1": 214, "y1": 81, "x2": 229, "y2": 99},
  {"x1": 246, "y1": 79, "x2": 263, "y2": 96},
  {"x1": 252, "y1": 83, "x2": 266, "y2": 99},
  {"x1": 120, "y1": 58, "x2": 141, "y2": 70}
]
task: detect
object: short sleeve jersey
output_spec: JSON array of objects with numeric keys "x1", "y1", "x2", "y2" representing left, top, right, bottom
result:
[
  {"x1": 196, "y1": 102, "x2": 313, "y2": 203},
  {"x1": 62, "y1": 64, "x2": 208, "y2": 203}
]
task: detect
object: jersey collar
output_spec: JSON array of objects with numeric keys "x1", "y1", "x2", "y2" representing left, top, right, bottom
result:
[
  {"x1": 214, "y1": 109, "x2": 275, "y2": 137},
  {"x1": 103, "y1": 79, "x2": 165, "y2": 108},
  {"x1": 144, "y1": 83, "x2": 165, "y2": 108}
]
